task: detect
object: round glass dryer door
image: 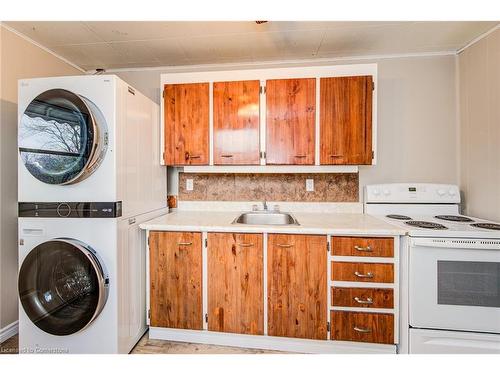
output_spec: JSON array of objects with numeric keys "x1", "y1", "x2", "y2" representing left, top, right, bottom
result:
[
  {"x1": 18, "y1": 239, "x2": 109, "y2": 336},
  {"x1": 19, "y1": 89, "x2": 108, "y2": 185}
]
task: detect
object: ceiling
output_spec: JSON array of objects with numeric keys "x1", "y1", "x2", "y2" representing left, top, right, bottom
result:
[{"x1": 4, "y1": 21, "x2": 499, "y2": 71}]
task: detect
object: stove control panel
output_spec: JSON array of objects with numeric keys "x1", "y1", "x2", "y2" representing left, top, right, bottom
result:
[{"x1": 365, "y1": 183, "x2": 460, "y2": 204}]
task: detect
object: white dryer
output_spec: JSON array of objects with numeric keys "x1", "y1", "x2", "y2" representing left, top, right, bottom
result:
[
  {"x1": 18, "y1": 75, "x2": 165, "y2": 218},
  {"x1": 18, "y1": 207, "x2": 167, "y2": 354}
]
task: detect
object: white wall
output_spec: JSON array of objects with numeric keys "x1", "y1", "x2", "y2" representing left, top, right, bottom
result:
[
  {"x1": 0, "y1": 25, "x2": 82, "y2": 331},
  {"x1": 115, "y1": 54, "x2": 459, "y2": 196},
  {"x1": 459, "y1": 27, "x2": 500, "y2": 221}
]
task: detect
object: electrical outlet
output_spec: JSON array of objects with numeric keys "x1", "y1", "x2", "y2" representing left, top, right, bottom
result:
[
  {"x1": 186, "y1": 178, "x2": 194, "y2": 191},
  {"x1": 306, "y1": 179, "x2": 314, "y2": 192}
]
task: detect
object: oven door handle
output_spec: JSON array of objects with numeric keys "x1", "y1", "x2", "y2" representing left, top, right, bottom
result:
[{"x1": 411, "y1": 238, "x2": 500, "y2": 250}]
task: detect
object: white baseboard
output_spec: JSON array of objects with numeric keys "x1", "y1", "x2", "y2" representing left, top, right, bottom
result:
[
  {"x1": 0, "y1": 321, "x2": 18, "y2": 343},
  {"x1": 149, "y1": 327, "x2": 396, "y2": 354}
]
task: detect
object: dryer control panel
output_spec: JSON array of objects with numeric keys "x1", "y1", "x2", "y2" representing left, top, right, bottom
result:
[{"x1": 18, "y1": 201, "x2": 122, "y2": 218}]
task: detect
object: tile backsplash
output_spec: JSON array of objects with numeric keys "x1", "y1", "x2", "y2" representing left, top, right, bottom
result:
[{"x1": 178, "y1": 173, "x2": 359, "y2": 202}]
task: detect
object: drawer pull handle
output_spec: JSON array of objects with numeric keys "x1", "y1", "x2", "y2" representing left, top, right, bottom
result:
[
  {"x1": 294, "y1": 155, "x2": 306, "y2": 158},
  {"x1": 277, "y1": 243, "x2": 294, "y2": 248},
  {"x1": 220, "y1": 154, "x2": 233, "y2": 158},
  {"x1": 189, "y1": 155, "x2": 201, "y2": 159},
  {"x1": 330, "y1": 155, "x2": 343, "y2": 158},
  {"x1": 354, "y1": 271, "x2": 374, "y2": 278},
  {"x1": 354, "y1": 245, "x2": 372, "y2": 252},
  {"x1": 177, "y1": 242, "x2": 193, "y2": 246},
  {"x1": 238, "y1": 243, "x2": 254, "y2": 247},
  {"x1": 353, "y1": 326, "x2": 372, "y2": 334},
  {"x1": 354, "y1": 297, "x2": 373, "y2": 304}
]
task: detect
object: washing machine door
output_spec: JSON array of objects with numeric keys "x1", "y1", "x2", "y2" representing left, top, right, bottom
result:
[
  {"x1": 19, "y1": 89, "x2": 108, "y2": 185},
  {"x1": 18, "y1": 239, "x2": 109, "y2": 336}
]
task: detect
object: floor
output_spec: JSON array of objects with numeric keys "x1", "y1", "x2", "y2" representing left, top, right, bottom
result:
[{"x1": 0, "y1": 332, "x2": 282, "y2": 354}]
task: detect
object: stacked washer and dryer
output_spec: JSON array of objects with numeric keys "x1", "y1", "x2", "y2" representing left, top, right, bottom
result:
[{"x1": 17, "y1": 75, "x2": 167, "y2": 353}]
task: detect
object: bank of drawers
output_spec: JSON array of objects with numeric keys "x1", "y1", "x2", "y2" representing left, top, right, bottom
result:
[{"x1": 330, "y1": 236, "x2": 395, "y2": 345}]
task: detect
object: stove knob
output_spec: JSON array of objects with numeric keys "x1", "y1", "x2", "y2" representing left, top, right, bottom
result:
[
  {"x1": 437, "y1": 189, "x2": 446, "y2": 196},
  {"x1": 383, "y1": 189, "x2": 390, "y2": 196},
  {"x1": 448, "y1": 189, "x2": 456, "y2": 196},
  {"x1": 372, "y1": 189, "x2": 380, "y2": 196}
]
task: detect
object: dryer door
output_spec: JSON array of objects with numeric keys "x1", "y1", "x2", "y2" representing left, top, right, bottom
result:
[
  {"x1": 18, "y1": 239, "x2": 109, "y2": 336},
  {"x1": 19, "y1": 89, "x2": 108, "y2": 185}
]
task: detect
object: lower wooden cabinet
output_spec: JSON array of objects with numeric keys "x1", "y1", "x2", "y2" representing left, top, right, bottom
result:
[
  {"x1": 207, "y1": 232, "x2": 264, "y2": 335},
  {"x1": 267, "y1": 234, "x2": 327, "y2": 340},
  {"x1": 331, "y1": 311, "x2": 394, "y2": 344},
  {"x1": 332, "y1": 287, "x2": 394, "y2": 308},
  {"x1": 149, "y1": 231, "x2": 203, "y2": 329}
]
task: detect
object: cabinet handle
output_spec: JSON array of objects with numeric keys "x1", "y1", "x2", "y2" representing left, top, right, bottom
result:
[
  {"x1": 189, "y1": 155, "x2": 201, "y2": 159},
  {"x1": 354, "y1": 271, "x2": 374, "y2": 278},
  {"x1": 276, "y1": 243, "x2": 294, "y2": 248},
  {"x1": 353, "y1": 326, "x2": 372, "y2": 333},
  {"x1": 220, "y1": 154, "x2": 233, "y2": 158},
  {"x1": 237, "y1": 243, "x2": 254, "y2": 247},
  {"x1": 294, "y1": 155, "x2": 306, "y2": 158},
  {"x1": 330, "y1": 155, "x2": 343, "y2": 158},
  {"x1": 354, "y1": 245, "x2": 372, "y2": 252},
  {"x1": 354, "y1": 297, "x2": 373, "y2": 304},
  {"x1": 177, "y1": 242, "x2": 193, "y2": 246}
]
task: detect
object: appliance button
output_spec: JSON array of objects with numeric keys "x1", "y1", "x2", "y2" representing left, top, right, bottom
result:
[
  {"x1": 383, "y1": 189, "x2": 390, "y2": 196},
  {"x1": 56, "y1": 203, "x2": 71, "y2": 217},
  {"x1": 373, "y1": 189, "x2": 380, "y2": 196},
  {"x1": 448, "y1": 189, "x2": 456, "y2": 196},
  {"x1": 437, "y1": 189, "x2": 446, "y2": 196}
]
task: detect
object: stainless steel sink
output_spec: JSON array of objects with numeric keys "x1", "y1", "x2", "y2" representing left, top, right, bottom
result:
[{"x1": 233, "y1": 211, "x2": 299, "y2": 226}]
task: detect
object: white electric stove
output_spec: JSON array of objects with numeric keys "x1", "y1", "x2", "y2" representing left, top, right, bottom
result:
[{"x1": 364, "y1": 183, "x2": 500, "y2": 354}]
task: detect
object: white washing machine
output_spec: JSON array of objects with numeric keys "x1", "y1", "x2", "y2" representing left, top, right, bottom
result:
[
  {"x1": 18, "y1": 207, "x2": 167, "y2": 354},
  {"x1": 18, "y1": 75, "x2": 165, "y2": 218}
]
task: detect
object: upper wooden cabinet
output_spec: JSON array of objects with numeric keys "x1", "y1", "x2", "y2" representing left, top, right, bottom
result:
[
  {"x1": 320, "y1": 76, "x2": 373, "y2": 165},
  {"x1": 266, "y1": 78, "x2": 316, "y2": 165},
  {"x1": 267, "y1": 234, "x2": 327, "y2": 340},
  {"x1": 207, "y1": 232, "x2": 263, "y2": 335},
  {"x1": 213, "y1": 81, "x2": 260, "y2": 165},
  {"x1": 164, "y1": 83, "x2": 209, "y2": 165}
]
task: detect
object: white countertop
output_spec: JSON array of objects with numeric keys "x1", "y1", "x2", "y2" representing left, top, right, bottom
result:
[{"x1": 139, "y1": 210, "x2": 406, "y2": 236}]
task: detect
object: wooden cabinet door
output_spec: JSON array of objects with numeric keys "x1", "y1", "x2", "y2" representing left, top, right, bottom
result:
[
  {"x1": 149, "y1": 231, "x2": 202, "y2": 329},
  {"x1": 266, "y1": 78, "x2": 316, "y2": 165},
  {"x1": 267, "y1": 234, "x2": 327, "y2": 340},
  {"x1": 207, "y1": 233, "x2": 263, "y2": 334},
  {"x1": 320, "y1": 76, "x2": 373, "y2": 165},
  {"x1": 164, "y1": 83, "x2": 209, "y2": 165},
  {"x1": 213, "y1": 81, "x2": 260, "y2": 165}
]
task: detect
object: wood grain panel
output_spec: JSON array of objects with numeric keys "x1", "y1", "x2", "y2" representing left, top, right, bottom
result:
[
  {"x1": 213, "y1": 81, "x2": 260, "y2": 165},
  {"x1": 207, "y1": 232, "x2": 264, "y2": 335},
  {"x1": 149, "y1": 231, "x2": 202, "y2": 329},
  {"x1": 267, "y1": 234, "x2": 327, "y2": 340},
  {"x1": 331, "y1": 262, "x2": 394, "y2": 283},
  {"x1": 266, "y1": 78, "x2": 316, "y2": 165},
  {"x1": 164, "y1": 83, "x2": 209, "y2": 165},
  {"x1": 332, "y1": 236, "x2": 394, "y2": 257},
  {"x1": 331, "y1": 311, "x2": 394, "y2": 344},
  {"x1": 332, "y1": 287, "x2": 394, "y2": 308},
  {"x1": 320, "y1": 76, "x2": 373, "y2": 165}
]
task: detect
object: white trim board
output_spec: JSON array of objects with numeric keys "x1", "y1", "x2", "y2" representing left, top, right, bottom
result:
[
  {"x1": 149, "y1": 327, "x2": 396, "y2": 354},
  {"x1": 457, "y1": 23, "x2": 500, "y2": 54},
  {"x1": 182, "y1": 165, "x2": 358, "y2": 174},
  {"x1": 0, "y1": 320, "x2": 18, "y2": 344},
  {"x1": 0, "y1": 23, "x2": 86, "y2": 73},
  {"x1": 102, "y1": 51, "x2": 456, "y2": 74}
]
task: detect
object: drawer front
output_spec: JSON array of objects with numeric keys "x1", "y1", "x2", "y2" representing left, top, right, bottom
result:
[
  {"x1": 331, "y1": 311, "x2": 394, "y2": 344},
  {"x1": 331, "y1": 262, "x2": 394, "y2": 283},
  {"x1": 332, "y1": 287, "x2": 394, "y2": 308},
  {"x1": 332, "y1": 236, "x2": 394, "y2": 257}
]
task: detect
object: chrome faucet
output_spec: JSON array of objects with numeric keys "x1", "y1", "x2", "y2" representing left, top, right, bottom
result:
[{"x1": 263, "y1": 200, "x2": 268, "y2": 211}]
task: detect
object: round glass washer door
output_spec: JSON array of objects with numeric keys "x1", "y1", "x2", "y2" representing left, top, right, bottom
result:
[
  {"x1": 18, "y1": 239, "x2": 109, "y2": 336},
  {"x1": 19, "y1": 89, "x2": 108, "y2": 185}
]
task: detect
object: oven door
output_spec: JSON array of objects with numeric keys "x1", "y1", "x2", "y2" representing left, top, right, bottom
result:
[{"x1": 410, "y1": 237, "x2": 500, "y2": 333}]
